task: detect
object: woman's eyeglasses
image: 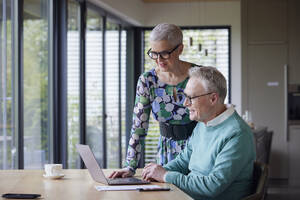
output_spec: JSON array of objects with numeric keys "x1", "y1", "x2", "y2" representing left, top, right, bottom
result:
[{"x1": 147, "y1": 44, "x2": 180, "y2": 60}]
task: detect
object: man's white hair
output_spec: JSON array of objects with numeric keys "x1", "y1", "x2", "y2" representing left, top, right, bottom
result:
[
  {"x1": 189, "y1": 66, "x2": 227, "y2": 103},
  {"x1": 149, "y1": 23, "x2": 183, "y2": 46}
]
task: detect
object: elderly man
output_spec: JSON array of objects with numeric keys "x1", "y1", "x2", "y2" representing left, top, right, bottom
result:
[{"x1": 141, "y1": 66, "x2": 256, "y2": 200}]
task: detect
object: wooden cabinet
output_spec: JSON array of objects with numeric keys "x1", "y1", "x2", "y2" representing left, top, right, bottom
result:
[
  {"x1": 242, "y1": 0, "x2": 289, "y2": 179},
  {"x1": 247, "y1": 0, "x2": 287, "y2": 43},
  {"x1": 247, "y1": 44, "x2": 288, "y2": 179},
  {"x1": 288, "y1": 125, "x2": 300, "y2": 186},
  {"x1": 288, "y1": 0, "x2": 300, "y2": 84},
  {"x1": 243, "y1": 0, "x2": 300, "y2": 179}
]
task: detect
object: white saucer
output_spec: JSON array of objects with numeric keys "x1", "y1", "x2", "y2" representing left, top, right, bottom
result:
[{"x1": 43, "y1": 174, "x2": 65, "y2": 179}]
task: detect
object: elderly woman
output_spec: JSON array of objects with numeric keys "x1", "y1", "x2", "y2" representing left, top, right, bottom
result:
[{"x1": 109, "y1": 23, "x2": 200, "y2": 178}]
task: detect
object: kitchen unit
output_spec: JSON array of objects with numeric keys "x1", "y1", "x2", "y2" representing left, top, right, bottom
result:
[
  {"x1": 242, "y1": 0, "x2": 300, "y2": 181},
  {"x1": 288, "y1": 124, "x2": 300, "y2": 185}
]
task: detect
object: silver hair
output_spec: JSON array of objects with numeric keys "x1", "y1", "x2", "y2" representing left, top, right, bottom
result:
[
  {"x1": 189, "y1": 66, "x2": 227, "y2": 103},
  {"x1": 149, "y1": 23, "x2": 183, "y2": 46}
]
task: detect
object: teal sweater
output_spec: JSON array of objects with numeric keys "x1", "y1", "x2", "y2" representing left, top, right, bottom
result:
[{"x1": 164, "y1": 111, "x2": 256, "y2": 200}]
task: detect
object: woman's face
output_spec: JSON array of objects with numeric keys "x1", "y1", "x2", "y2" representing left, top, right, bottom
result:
[{"x1": 150, "y1": 40, "x2": 182, "y2": 72}]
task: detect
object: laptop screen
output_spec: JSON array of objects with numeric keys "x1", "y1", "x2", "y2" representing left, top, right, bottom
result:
[{"x1": 76, "y1": 144, "x2": 109, "y2": 184}]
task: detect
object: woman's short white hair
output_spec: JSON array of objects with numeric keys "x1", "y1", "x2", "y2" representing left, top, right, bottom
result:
[
  {"x1": 149, "y1": 23, "x2": 183, "y2": 46},
  {"x1": 189, "y1": 66, "x2": 227, "y2": 103}
]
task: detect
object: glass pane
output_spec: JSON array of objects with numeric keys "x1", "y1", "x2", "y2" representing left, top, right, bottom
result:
[
  {"x1": 181, "y1": 29, "x2": 230, "y2": 103},
  {"x1": 105, "y1": 21, "x2": 119, "y2": 168},
  {"x1": 86, "y1": 8, "x2": 103, "y2": 166},
  {"x1": 143, "y1": 28, "x2": 230, "y2": 164},
  {"x1": 67, "y1": 0, "x2": 80, "y2": 169},
  {"x1": 0, "y1": 0, "x2": 15, "y2": 169},
  {"x1": 23, "y1": 0, "x2": 50, "y2": 169},
  {"x1": 121, "y1": 30, "x2": 127, "y2": 165},
  {"x1": 143, "y1": 31, "x2": 161, "y2": 164}
]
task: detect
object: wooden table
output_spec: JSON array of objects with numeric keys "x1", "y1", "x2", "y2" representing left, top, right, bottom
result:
[{"x1": 0, "y1": 169, "x2": 192, "y2": 200}]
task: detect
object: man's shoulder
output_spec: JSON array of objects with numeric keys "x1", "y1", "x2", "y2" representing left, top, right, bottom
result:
[
  {"x1": 218, "y1": 112, "x2": 253, "y2": 139},
  {"x1": 225, "y1": 111, "x2": 251, "y2": 128}
]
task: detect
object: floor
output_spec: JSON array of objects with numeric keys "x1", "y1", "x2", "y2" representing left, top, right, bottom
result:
[{"x1": 266, "y1": 179, "x2": 300, "y2": 200}]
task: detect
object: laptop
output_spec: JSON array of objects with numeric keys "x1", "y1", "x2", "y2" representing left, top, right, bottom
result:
[{"x1": 76, "y1": 144, "x2": 150, "y2": 185}]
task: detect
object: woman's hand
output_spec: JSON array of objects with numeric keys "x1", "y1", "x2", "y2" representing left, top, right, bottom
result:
[
  {"x1": 142, "y1": 163, "x2": 167, "y2": 182},
  {"x1": 108, "y1": 168, "x2": 134, "y2": 179}
]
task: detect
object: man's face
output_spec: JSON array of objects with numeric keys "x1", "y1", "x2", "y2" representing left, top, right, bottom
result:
[{"x1": 183, "y1": 78, "x2": 214, "y2": 123}]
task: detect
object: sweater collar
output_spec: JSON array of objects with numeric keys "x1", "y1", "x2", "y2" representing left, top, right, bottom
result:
[{"x1": 206, "y1": 104, "x2": 235, "y2": 127}]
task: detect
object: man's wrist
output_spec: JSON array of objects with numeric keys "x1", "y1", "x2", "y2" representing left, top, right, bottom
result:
[{"x1": 163, "y1": 171, "x2": 168, "y2": 182}]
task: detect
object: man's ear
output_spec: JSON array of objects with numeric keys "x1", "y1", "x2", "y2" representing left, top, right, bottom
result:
[
  {"x1": 178, "y1": 44, "x2": 184, "y2": 55},
  {"x1": 210, "y1": 93, "x2": 219, "y2": 105}
]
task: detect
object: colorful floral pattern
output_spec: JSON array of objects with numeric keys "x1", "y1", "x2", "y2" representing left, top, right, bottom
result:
[{"x1": 125, "y1": 65, "x2": 199, "y2": 171}]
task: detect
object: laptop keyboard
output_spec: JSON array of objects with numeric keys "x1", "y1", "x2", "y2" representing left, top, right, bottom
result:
[{"x1": 108, "y1": 177, "x2": 149, "y2": 185}]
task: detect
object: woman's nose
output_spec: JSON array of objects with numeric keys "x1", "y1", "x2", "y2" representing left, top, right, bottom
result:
[
  {"x1": 183, "y1": 98, "x2": 189, "y2": 107},
  {"x1": 157, "y1": 54, "x2": 163, "y2": 61}
]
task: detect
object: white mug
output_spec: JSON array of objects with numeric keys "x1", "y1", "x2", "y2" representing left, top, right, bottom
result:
[{"x1": 44, "y1": 164, "x2": 63, "y2": 176}]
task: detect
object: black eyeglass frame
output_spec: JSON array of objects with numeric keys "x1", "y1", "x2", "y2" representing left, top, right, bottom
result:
[
  {"x1": 183, "y1": 92, "x2": 214, "y2": 105},
  {"x1": 147, "y1": 44, "x2": 181, "y2": 60}
]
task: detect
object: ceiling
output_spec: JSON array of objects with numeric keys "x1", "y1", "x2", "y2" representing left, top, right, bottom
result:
[{"x1": 142, "y1": 0, "x2": 234, "y2": 3}]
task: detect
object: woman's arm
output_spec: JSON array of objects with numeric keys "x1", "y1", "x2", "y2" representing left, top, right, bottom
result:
[{"x1": 124, "y1": 75, "x2": 152, "y2": 172}]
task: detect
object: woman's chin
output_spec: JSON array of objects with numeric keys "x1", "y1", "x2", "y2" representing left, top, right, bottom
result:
[{"x1": 158, "y1": 65, "x2": 169, "y2": 71}]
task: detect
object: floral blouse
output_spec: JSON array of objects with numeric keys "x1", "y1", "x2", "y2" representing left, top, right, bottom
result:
[{"x1": 125, "y1": 65, "x2": 199, "y2": 171}]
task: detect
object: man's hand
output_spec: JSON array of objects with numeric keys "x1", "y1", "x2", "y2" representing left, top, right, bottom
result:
[
  {"x1": 141, "y1": 163, "x2": 167, "y2": 182},
  {"x1": 108, "y1": 168, "x2": 134, "y2": 179}
]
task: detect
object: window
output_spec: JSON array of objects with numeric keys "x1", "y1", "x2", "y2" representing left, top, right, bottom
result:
[
  {"x1": 120, "y1": 29, "x2": 127, "y2": 167},
  {"x1": 66, "y1": 3, "x2": 129, "y2": 169},
  {"x1": 143, "y1": 27, "x2": 230, "y2": 164},
  {"x1": 105, "y1": 21, "x2": 127, "y2": 168},
  {"x1": 23, "y1": 0, "x2": 50, "y2": 169},
  {"x1": 180, "y1": 28, "x2": 230, "y2": 101},
  {"x1": 105, "y1": 21, "x2": 120, "y2": 168},
  {"x1": 1, "y1": 0, "x2": 131, "y2": 169},
  {"x1": 0, "y1": 0, "x2": 14, "y2": 169},
  {"x1": 67, "y1": 0, "x2": 80, "y2": 169},
  {"x1": 0, "y1": 0, "x2": 52, "y2": 169},
  {"x1": 85, "y1": 7, "x2": 103, "y2": 166}
]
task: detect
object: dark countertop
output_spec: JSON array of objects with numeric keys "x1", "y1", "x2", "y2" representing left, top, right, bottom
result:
[
  {"x1": 289, "y1": 120, "x2": 300, "y2": 126},
  {"x1": 252, "y1": 126, "x2": 268, "y2": 133}
]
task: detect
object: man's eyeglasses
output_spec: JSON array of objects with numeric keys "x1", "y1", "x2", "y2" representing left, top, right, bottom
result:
[
  {"x1": 147, "y1": 44, "x2": 180, "y2": 60},
  {"x1": 183, "y1": 92, "x2": 214, "y2": 105}
]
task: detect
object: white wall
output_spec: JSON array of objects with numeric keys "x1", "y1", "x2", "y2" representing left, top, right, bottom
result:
[
  {"x1": 89, "y1": 0, "x2": 145, "y2": 25},
  {"x1": 93, "y1": 0, "x2": 242, "y2": 114}
]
